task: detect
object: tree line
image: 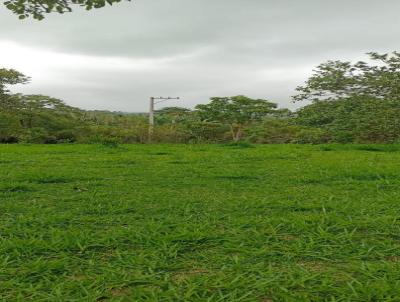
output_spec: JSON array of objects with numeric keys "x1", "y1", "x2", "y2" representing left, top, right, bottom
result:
[{"x1": 2, "y1": 51, "x2": 400, "y2": 144}]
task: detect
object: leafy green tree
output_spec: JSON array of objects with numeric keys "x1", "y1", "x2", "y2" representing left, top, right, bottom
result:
[
  {"x1": 16, "y1": 94, "x2": 82, "y2": 127},
  {"x1": 195, "y1": 95, "x2": 277, "y2": 142},
  {"x1": 3, "y1": 0, "x2": 128, "y2": 20},
  {"x1": 0, "y1": 68, "x2": 29, "y2": 95},
  {"x1": 293, "y1": 52, "x2": 400, "y2": 102},
  {"x1": 0, "y1": 69, "x2": 30, "y2": 142}
]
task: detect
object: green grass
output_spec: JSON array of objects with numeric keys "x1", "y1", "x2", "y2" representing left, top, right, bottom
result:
[{"x1": 1, "y1": 144, "x2": 400, "y2": 301}]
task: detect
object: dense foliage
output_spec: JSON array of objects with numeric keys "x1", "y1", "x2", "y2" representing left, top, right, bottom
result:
[
  {"x1": 296, "y1": 97, "x2": 400, "y2": 143},
  {"x1": 293, "y1": 52, "x2": 400, "y2": 102},
  {"x1": 2, "y1": 51, "x2": 400, "y2": 144}
]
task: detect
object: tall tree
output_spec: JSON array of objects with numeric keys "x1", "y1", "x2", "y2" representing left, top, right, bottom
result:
[
  {"x1": 3, "y1": 0, "x2": 129, "y2": 20},
  {"x1": 195, "y1": 95, "x2": 277, "y2": 142},
  {"x1": 293, "y1": 52, "x2": 400, "y2": 102}
]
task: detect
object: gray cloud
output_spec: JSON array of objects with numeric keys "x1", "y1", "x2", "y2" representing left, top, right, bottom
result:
[{"x1": 1, "y1": 0, "x2": 400, "y2": 112}]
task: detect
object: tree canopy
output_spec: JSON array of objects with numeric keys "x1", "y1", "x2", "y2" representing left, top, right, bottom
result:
[
  {"x1": 293, "y1": 52, "x2": 400, "y2": 102},
  {"x1": 3, "y1": 0, "x2": 129, "y2": 20},
  {"x1": 0, "y1": 68, "x2": 30, "y2": 95}
]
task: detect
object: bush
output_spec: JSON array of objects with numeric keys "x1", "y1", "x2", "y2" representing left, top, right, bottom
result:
[
  {"x1": 246, "y1": 120, "x2": 299, "y2": 144},
  {"x1": 23, "y1": 128, "x2": 57, "y2": 144},
  {"x1": 0, "y1": 136, "x2": 19, "y2": 143},
  {"x1": 86, "y1": 134, "x2": 122, "y2": 145},
  {"x1": 294, "y1": 128, "x2": 330, "y2": 144},
  {"x1": 246, "y1": 120, "x2": 330, "y2": 144},
  {"x1": 55, "y1": 129, "x2": 79, "y2": 143},
  {"x1": 185, "y1": 122, "x2": 231, "y2": 143},
  {"x1": 0, "y1": 112, "x2": 22, "y2": 143}
]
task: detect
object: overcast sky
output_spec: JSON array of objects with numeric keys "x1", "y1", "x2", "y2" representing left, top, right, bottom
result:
[{"x1": 1, "y1": 0, "x2": 400, "y2": 112}]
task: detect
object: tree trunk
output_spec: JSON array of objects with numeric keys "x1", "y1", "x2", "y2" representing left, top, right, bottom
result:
[
  {"x1": 231, "y1": 125, "x2": 243, "y2": 142},
  {"x1": 234, "y1": 127, "x2": 242, "y2": 142},
  {"x1": 229, "y1": 125, "x2": 236, "y2": 141}
]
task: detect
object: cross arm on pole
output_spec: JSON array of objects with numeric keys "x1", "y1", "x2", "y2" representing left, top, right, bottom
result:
[{"x1": 154, "y1": 97, "x2": 180, "y2": 104}]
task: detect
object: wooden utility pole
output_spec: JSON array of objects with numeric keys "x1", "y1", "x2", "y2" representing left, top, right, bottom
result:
[{"x1": 148, "y1": 96, "x2": 179, "y2": 142}]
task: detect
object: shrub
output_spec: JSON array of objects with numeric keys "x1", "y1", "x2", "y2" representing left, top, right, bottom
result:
[
  {"x1": 294, "y1": 128, "x2": 330, "y2": 144},
  {"x1": 55, "y1": 129, "x2": 79, "y2": 143},
  {"x1": 22, "y1": 127, "x2": 56, "y2": 144}
]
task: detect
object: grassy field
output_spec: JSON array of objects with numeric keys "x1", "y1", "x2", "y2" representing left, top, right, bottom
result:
[{"x1": 1, "y1": 144, "x2": 400, "y2": 301}]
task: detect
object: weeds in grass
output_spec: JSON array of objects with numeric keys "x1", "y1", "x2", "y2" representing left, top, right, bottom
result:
[
  {"x1": 222, "y1": 141, "x2": 255, "y2": 148},
  {"x1": 1, "y1": 144, "x2": 400, "y2": 301},
  {"x1": 0, "y1": 184, "x2": 34, "y2": 193}
]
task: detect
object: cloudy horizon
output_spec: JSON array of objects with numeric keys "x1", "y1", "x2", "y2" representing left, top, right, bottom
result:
[{"x1": 1, "y1": 0, "x2": 400, "y2": 112}]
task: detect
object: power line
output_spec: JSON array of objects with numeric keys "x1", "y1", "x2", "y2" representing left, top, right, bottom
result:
[{"x1": 148, "y1": 96, "x2": 180, "y2": 142}]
